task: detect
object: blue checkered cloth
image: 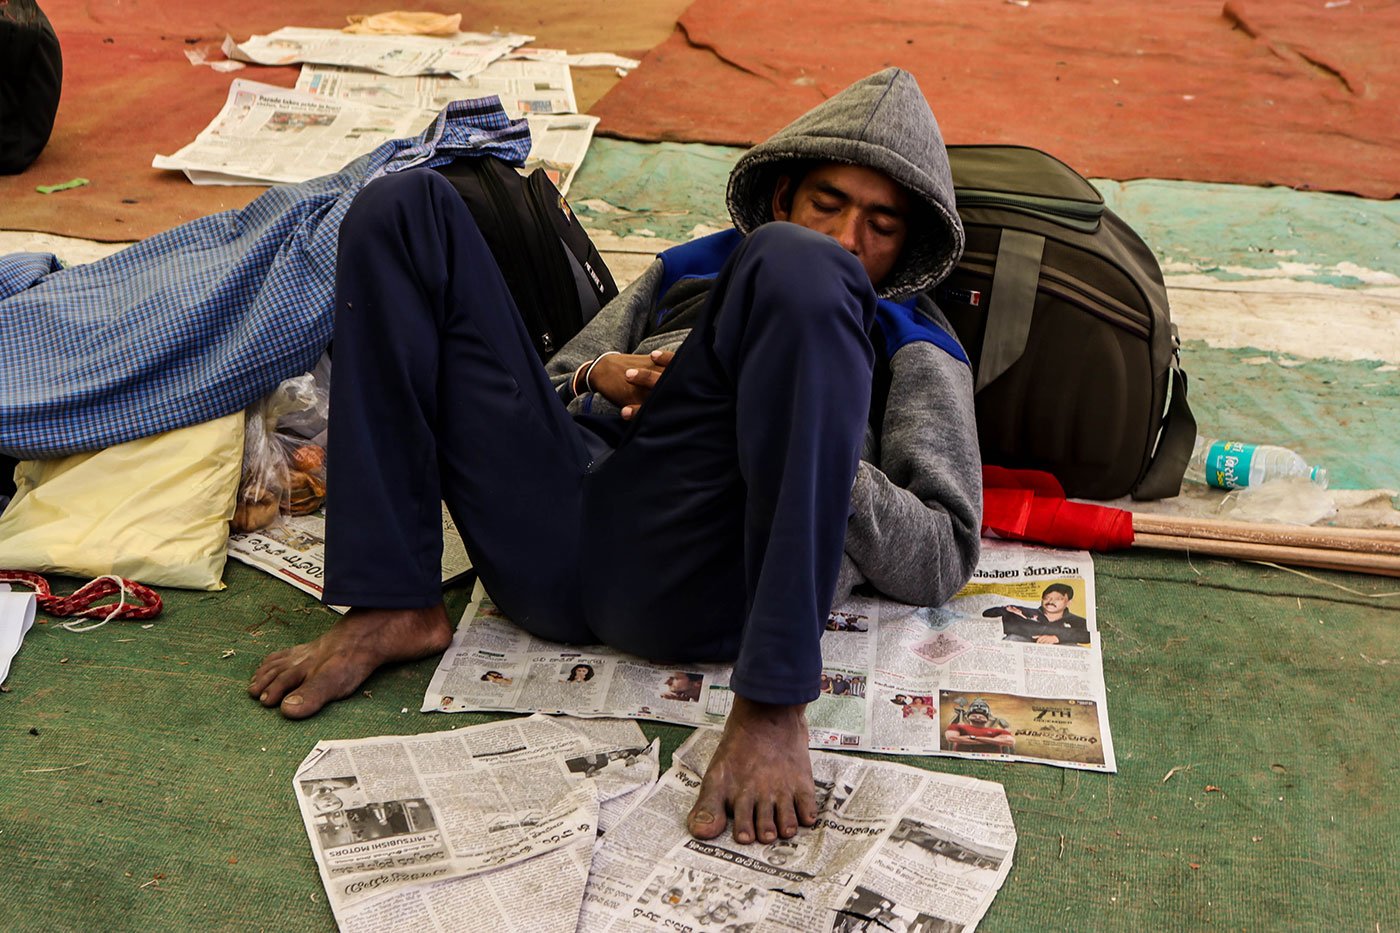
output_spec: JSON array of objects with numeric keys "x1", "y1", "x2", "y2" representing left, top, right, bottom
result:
[{"x1": 0, "y1": 97, "x2": 531, "y2": 459}]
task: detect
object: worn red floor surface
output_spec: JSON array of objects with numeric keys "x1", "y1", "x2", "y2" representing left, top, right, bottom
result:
[
  {"x1": 592, "y1": 0, "x2": 1400, "y2": 200},
  {"x1": 0, "y1": 0, "x2": 680, "y2": 240}
]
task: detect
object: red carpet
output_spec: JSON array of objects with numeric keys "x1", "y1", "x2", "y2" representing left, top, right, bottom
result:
[
  {"x1": 592, "y1": 0, "x2": 1400, "y2": 199},
  {"x1": 0, "y1": 0, "x2": 680, "y2": 241}
]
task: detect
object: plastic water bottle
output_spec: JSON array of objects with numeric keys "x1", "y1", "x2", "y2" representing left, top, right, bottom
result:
[{"x1": 1187, "y1": 436, "x2": 1328, "y2": 490}]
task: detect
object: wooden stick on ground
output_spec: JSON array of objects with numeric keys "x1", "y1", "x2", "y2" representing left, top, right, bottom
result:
[
  {"x1": 1131, "y1": 532, "x2": 1400, "y2": 578},
  {"x1": 1132, "y1": 513, "x2": 1400, "y2": 556}
]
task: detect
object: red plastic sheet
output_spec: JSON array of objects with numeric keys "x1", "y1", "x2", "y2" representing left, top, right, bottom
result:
[
  {"x1": 982, "y1": 466, "x2": 1135, "y2": 553},
  {"x1": 593, "y1": 0, "x2": 1400, "y2": 199}
]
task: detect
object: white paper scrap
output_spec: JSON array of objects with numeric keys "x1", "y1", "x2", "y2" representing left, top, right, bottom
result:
[{"x1": 0, "y1": 586, "x2": 38, "y2": 684}]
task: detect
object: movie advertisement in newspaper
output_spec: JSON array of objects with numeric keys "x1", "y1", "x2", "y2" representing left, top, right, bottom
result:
[{"x1": 424, "y1": 541, "x2": 1116, "y2": 772}]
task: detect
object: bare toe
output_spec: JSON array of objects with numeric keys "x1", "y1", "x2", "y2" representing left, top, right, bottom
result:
[
  {"x1": 775, "y1": 797, "x2": 799, "y2": 839},
  {"x1": 248, "y1": 653, "x2": 290, "y2": 698},
  {"x1": 796, "y1": 785, "x2": 818, "y2": 827},
  {"x1": 279, "y1": 660, "x2": 365, "y2": 719},
  {"x1": 754, "y1": 799, "x2": 779, "y2": 844},
  {"x1": 260, "y1": 666, "x2": 309, "y2": 707},
  {"x1": 279, "y1": 690, "x2": 325, "y2": 719},
  {"x1": 688, "y1": 782, "x2": 730, "y2": 840},
  {"x1": 731, "y1": 794, "x2": 757, "y2": 844}
]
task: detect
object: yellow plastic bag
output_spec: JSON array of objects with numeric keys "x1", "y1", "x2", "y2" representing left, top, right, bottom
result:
[
  {"x1": 0, "y1": 413, "x2": 243, "y2": 591},
  {"x1": 343, "y1": 12, "x2": 462, "y2": 36}
]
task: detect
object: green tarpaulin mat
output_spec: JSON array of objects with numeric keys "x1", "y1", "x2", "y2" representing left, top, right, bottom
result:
[{"x1": 2, "y1": 553, "x2": 1396, "y2": 930}]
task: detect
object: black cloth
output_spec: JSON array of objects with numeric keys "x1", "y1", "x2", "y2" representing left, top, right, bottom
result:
[{"x1": 0, "y1": 0, "x2": 62, "y2": 174}]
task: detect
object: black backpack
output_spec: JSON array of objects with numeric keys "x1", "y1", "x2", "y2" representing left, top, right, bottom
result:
[
  {"x1": 434, "y1": 156, "x2": 619, "y2": 360},
  {"x1": 934, "y1": 145, "x2": 1196, "y2": 501},
  {"x1": 0, "y1": 0, "x2": 63, "y2": 174}
]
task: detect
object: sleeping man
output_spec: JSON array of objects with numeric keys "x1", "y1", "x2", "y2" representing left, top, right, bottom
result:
[{"x1": 249, "y1": 67, "x2": 982, "y2": 849}]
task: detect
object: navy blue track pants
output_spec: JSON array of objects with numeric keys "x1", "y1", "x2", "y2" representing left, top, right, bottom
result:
[{"x1": 322, "y1": 170, "x2": 876, "y2": 705}]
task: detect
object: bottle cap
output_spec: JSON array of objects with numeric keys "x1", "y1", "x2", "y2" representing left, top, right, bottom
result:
[{"x1": 1311, "y1": 466, "x2": 1329, "y2": 489}]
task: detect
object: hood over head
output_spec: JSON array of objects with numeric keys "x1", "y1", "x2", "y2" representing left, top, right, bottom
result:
[{"x1": 726, "y1": 67, "x2": 963, "y2": 299}]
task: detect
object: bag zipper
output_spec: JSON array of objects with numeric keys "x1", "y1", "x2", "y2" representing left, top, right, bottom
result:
[
  {"x1": 958, "y1": 253, "x2": 1151, "y2": 340},
  {"x1": 522, "y1": 172, "x2": 583, "y2": 353},
  {"x1": 956, "y1": 190, "x2": 1103, "y2": 234}
]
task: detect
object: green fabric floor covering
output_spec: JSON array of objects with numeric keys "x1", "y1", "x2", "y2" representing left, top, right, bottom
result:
[
  {"x1": 3, "y1": 140, "x2": 1396, "y2": 930},
  {"x1": 2, "y1": 554, "x2": 1396, "y2": 931},
  {"x1": 1184, "y1": 346, "x2": 1400, "y2": 494}
]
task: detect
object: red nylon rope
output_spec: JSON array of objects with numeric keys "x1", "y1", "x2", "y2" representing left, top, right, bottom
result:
[{"x1": 0, "y1": 570, "x2": 163, "y2": 621}]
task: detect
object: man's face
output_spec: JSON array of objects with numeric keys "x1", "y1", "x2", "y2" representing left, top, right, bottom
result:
[
  {"x1": 1041, "y1": 591, "x2": 1070, "y2": 615},
  {"x1": 772, "y1": 163, "x2": 911, "y2": 287},
  {"x1": 667, "y1": 673, "x2": 693, "y2": 692},
  {"x1": 968, "y1": 711, "x2": 989, "y2": 726}
]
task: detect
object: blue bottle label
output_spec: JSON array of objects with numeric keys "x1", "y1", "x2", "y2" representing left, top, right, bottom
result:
[{"x1": 1205, "y1": 441, "x2": 1255, "y2": 489}]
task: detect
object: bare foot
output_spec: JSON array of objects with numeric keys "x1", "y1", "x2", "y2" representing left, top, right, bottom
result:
[
  {"x1": 687, "y1": 696, "x2": 818, "y2": 844},
  {"x1": 248, "y1": 604, "x2": 454, "y2": 719}
]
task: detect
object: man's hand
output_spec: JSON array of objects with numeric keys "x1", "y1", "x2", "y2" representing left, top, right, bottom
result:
[
  {"x1": 687, "y1": 696, "x2": 817, "y2": 845},
  {"x1": 1033, "y1": 635, "x2": 1061, "y2": 644},
  {"x1": 586, "y1": 349, "x2": 674, "y2": 419},
  {"x1": 1005, "y1": 606, "x2": 1029, "y2": 619}
]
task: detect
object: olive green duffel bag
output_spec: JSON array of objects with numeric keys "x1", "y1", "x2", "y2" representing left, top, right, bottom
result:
[{"x1": 934, "y1": 145, "x2": 1196, "y2": 501}]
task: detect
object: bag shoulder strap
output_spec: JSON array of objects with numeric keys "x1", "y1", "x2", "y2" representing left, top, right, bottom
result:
[
  {"x1": 975, "y1": 228, "x2": 1045, "y2": 392},
  {"x1": 1131, "y1": 344, "x2": 1197, "y2": 500}
]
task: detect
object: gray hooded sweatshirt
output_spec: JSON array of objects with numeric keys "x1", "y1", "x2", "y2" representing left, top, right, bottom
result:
[{"x1": 547, "y1": 68, "x2": 982, "y2": 610}]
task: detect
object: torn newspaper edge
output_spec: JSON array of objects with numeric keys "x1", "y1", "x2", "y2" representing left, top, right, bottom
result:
[
  {"x1": 227, "y1": 502, "x2": 471, "y2": 613},
  {"x1": 522, "y1": 112, "x2": 599, "y2": 196},
  {"x1": 224, "y1": 26, "x2": 533, "y2": 79},
  {"x1": 293, "y1": 714, "x2": 658, "y2": 932},
  {"x1": 578, "y1": 727, "x2": 1015, "y2": 932},
  {"x1": 506, "y1": 47, "x2": 642, "y2": 70},
  {"x1": 425, "y1": 541, "x2": 1117, "y2": 772},
  {"x1": 295, "y1": 59, "x2": 579, "y2": 119}
]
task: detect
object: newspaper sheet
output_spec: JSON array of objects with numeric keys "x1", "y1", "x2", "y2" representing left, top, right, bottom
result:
[
  {"x1": 296, "y1": 59, "x2": 578, "y2": 118},
  {"x1": 152, "y1": 79, "x2": 436, "y2": 186},
  {"x1": 224, "y1": 27, "x2": 533, "y2": 79},
  {"x1": 578, "y1": 727, "x2": 1014, "y2": 933},
  {"x1": 294, "y1": 714, "x2": 659, "y2": 932},
  {"x1": 424, "y1": 541, "x2": 1116, "y2": 772},
  {"x1": 0, "y1": 585, "x2": 37, "y2": 684},
  {"x1": 522, "y1": 113, "x2": 600, "y2": 195},
  {"x1": 227, "y1": 502, "x2": 471, "y2": 611},
  {"x1": 506, "y1": 48, "x2": 642, "y2": 71},
  {"x1": 153, "y1": 80, "x2": 599, "y2": 193}
]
